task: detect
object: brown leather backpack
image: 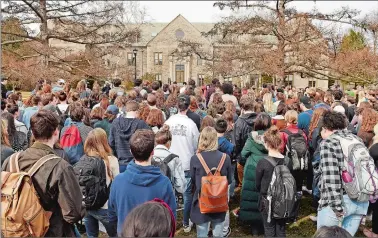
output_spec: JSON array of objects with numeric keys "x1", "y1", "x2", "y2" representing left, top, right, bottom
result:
[
  {"x1": 197, "y1": 153, "x2": 229, "y2": 214},
  {"x1": 1, "y1": 153, "x2": 58, "y2": 237}
]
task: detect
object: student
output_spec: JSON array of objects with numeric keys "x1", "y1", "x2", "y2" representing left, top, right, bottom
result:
[
  {"x1": 108, "y1": 100, "x2": 150, "y2": 172},
  {"x1": 1, "y1": 111, "x2": 28, "y2": 152},
  {"x1": 78, "y1": 128, "x2": 119, "y2": 238},
  {"x1": 153, "y1": 125, "x2": 186, "y2": 194},
  {"x1": 122, "y1": 199, "x2": 176, "y2": 237},
  {"x1": 7, "y1": 104, "x2": 28, "y2": 135},
  {"x1": 2, "y1": 109, "x2": 85, "y2": 236},
  {"x1": 108, "y1": 129, "x2": 176, "y2": 236},
  {"x1": 22, "y1": 95, "x2": 42, "y2": 129},
  {"x1": 61, "y1": 102, "x2": 93, "y2": 143},
  {"x1": 317, "y1": 111, "x2": 369, "y2": 236},
  {"x1": 165, "y1": 94, "x2": 199, "y2": 233},
  {"x1": 256, "y1": 126, "x2": 287, "y2": 237},
  {"x1": 1, "y1": 119, "x2": 14, "y2": 165},
  {"x1": 239, "y1": 113, "x2": 271, "y2": 235},
  {"x1": 298, "y1": 96, "x2": 314, "y2": 136},
  {"x1": 215, "y1": 118, "x2": 234, "y2": 156},
  {"x1": 190, "y1": 127, "x2": 232, "y2": 237}
]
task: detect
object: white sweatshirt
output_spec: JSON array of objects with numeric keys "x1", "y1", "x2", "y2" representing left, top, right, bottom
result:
[{"x1": 164, "y1": 113, "x2": 199, "y2": 171}]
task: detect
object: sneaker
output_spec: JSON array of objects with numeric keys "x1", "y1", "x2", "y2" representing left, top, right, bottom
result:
[
  {"x1": 183, "y1": 220, "x2": 193, "y2": 233},
  {"x1": 232, "y1": 208, "x2": 239, "y2": 218},
  {"x1": 223, "y1": 227, "x2": 231, "y2": 237},
  {"x1": 309, "y1": 215, "x2": 317, "y2": 222}
]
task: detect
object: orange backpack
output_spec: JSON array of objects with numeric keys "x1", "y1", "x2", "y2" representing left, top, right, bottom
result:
[
  {"x1": 197, "y1": 153, "x2": 229, "y2": 214},
  {"x1": 1, "y1": 153, "x2": 58, "y2": 237}
]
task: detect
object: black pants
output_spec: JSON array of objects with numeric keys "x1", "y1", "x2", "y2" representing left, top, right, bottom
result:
[
  {"x1": 261, "y1": 210, "x2": 286, "y2": 237},
  {"x1": 372, "y1": 200, "x2": 378, "y2": 234},
  {"x1": 292, "y1": 170, "x2": 305, "y2": 192}
]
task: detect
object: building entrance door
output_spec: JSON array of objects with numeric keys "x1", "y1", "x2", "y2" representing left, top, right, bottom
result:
[{"x1": 175, "y1": 64, "x2": 185, "y2": 83}]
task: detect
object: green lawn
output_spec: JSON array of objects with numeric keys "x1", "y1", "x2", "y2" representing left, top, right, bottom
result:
[{"x1": 175, "y1": 192, "x2": 372, "y2": 237}]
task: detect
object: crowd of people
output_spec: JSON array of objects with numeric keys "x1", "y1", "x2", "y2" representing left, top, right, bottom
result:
[{"x1": 1, "y1": 77, "x2": 378, "y2": 238}]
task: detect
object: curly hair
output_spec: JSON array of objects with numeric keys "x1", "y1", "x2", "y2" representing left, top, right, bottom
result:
[
  {"x1": 360, "y1": 108, "x2": 378, "y2": 132},
  {"x1": 225, "y1": 101, "x2": 236, "y2": 113},
  {"x1": 308, "y1": 107, "x2": 328, "y2": 139},
  {"x1": 165, "y1": 94, "x2": 178, "y2": 109},
  {"x1": 189, "y1": 96, "x2": 199, "y2": 111},
  {"x1": 146, "y1": 109, "x2": 164, "y2": 128},
  {"x1": 322, "y1": 111, "x2": 347, "y2": 131},
  {"x1": 222, "y1": 83, "x2": 233, "y2": 95},
  {"x1": 200, "y1": 115, "x2": 215, "y2": 132},
  {"x1": 138, "y1": 102, "x2": 150, "y2": 122},
  {"x1": 212, "y1": 93, "x2": 223, "y2": 104}
]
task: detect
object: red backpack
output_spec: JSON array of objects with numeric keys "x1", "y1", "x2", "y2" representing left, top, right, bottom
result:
[{"x1": 60, "y1": 125, "x2": 84, "y2": 165}]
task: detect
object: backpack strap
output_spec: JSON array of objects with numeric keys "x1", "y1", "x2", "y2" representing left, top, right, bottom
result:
[
  {"x1": 197, "y1": 153, "x2": 211, "y2": 175},
  {"x1": 281, "y1": 129, "x2": 293, "y2": 136},
  {"x1": 265, "y1": 156, "x2": 278, "y2": 167},
  {"x1": 163, "y1": 153, "x2": 178, "y2": 164},
  {"x1": 56, "y1": 106, "x2": 62, "y2": 116},
  {"x1": 28, "y1": 154, "x2": 61, "y2": 177},
  {"x1": 215, "y1": 153, "x2": 227, "y2": 175},
  {"x1": 9, "y1": 152, "x2": 22, "y2": 173}
]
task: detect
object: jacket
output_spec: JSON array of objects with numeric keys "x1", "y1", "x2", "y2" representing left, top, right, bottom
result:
[
  {"x1": 108, "y1": 117, "x2": 150, "y2": 165},
  {"x1": 1, "y1": 142, "x2": 85, "y2": 237},
  {"x1": 93, "y1": 118, "x2": 112, "y2": 137},
  {"x1": 22, "y1": 106, "x2": 39, "y2": 129},
  {"x1": 153, "y1": 144, "x2": 186, "y2": 194},
  {"x1": 164, "y1": 114, "x2": 199, "y2": 171},
  {"x1": 239, "y1": 130, "x2": 268, "y2": 222},
  {"x1": 1, "y1": 145, "x2": 14, "y2": 166},
  {"x1": 234, "y1": 112, "x2": 258, "y2": 164},
  {"x1": 218, "y1": 136, "x2": 234, "y2": 156},
  {"x1": 206, "y1": 85, "x2": 216, "y2": 106},
  {"x1": 280, "y1": 124, "x2": 308, "y2": 154},
  {"x1": 108, "y1": 160, "x2": 176, "y2": 235}
]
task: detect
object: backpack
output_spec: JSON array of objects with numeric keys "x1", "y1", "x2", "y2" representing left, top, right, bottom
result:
[
  {"x1": 282, "y1": 129, "x2": 308, "y2": 171},
  {"x1": 1, "y1": 153, "x2": 60, "y2": 237},
  {"x1": 73, "y1": 156, "x2": 109, "y2": 210},
  {"x1": 151, "y1": 153, "x2": 178, "y2": 181},
  {"x1": 336, "y1": 135, "x2": 378, "y2": 202},
  {"x1": 60, "y1": 124, "x2": 84, "y2": 165},
  {"x1": 197, "y1": 153, "x2": 229, "y2": 214},
  {"x1": 265, "y1": 156, "x2": 299, "y2": 223}
]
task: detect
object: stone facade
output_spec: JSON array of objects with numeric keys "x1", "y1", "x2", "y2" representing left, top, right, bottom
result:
[{"x1": 49, "y1": 15, "x2": 328, "y2": 89}]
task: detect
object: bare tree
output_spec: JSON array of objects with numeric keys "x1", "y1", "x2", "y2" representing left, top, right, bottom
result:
[
  {"x1": 1, "y1": 0, "x2": 146, "y2": 84},
  {"x1": 181, "y1": 0, "x2": 375, "y2": 85}
]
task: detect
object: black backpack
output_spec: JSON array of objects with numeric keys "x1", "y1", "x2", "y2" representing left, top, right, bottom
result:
[
  {"x1": 282, "y1": 129, "x2": 308, "y2": 171},
  {"x1": 151, "y1": 154, "x2": 178, "y2": 180},
  {"x1": 265, "y1": 156, "x2": 300, "y2": 222},
  {"x1": 74, "y1": 156, "x2": 109, "y2": 210}
]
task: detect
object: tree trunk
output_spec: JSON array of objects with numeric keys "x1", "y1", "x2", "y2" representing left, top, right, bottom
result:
[
  {"x1": 276, "y1": 0, "x2": 286, "y2": 87},
  {"x1": 39, "y1": 0, "x2": 49, "y2": 67}
]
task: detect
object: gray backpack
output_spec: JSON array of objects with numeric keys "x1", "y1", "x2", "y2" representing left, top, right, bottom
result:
[
  {"x1": 282, "y1": 129, "x2": 308, "y2": 171},
  {"x1": 336, "y1": 135, "x2": 378, "y2": 202},
  {"x1": 265, "y1": 156, "x2": 299, "y2": 222}
]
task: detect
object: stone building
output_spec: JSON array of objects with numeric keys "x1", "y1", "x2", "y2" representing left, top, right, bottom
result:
[{"x1": 49, "y1": 14, "x2": 328, "y2": 89}]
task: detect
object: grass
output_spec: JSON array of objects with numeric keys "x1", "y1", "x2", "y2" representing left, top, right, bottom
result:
[{"x1": 175, "y1": 191, "x2": 372, "y2": 237}]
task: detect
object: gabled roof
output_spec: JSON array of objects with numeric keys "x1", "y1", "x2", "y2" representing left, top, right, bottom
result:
[{"x1": 145, "y1": 14, "x2": 213, "y2": 46}]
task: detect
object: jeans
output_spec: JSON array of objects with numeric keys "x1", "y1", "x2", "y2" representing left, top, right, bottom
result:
[
  {"x1": 84, "y1": 209, "x2": 117, "y2": 237},
  {"x1": 196, "y1": 221, "x2": 225, "y2": 238},
  {"x1": 317, "y1": 195, "x2": 369, "y2": 236},
  {"x1": 261, "y1": 210, "x2": 286, "y2": 237},
  {"x1": 222, "y1": 185, "x2": 231, "y2": 236},
  {"x1": 229, "y1": 163, "x2": 236, "y2": 197},
  {"x1": 183, "y1": 170, "x2": 193, "y2": 226}
]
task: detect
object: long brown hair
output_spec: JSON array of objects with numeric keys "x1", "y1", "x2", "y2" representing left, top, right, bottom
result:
[
  {"x1": 84, "y1": 128, "x2": 114, "y2": 179},
  {"x1": 308, "y1": 107, "x2": 327, "y2": 139},
  {"x1": 360, "y1": 108, "x2": 378, "y2": 132},
  {"x1": 1, "y1": 120, "x2": 10, "y2": 147}
]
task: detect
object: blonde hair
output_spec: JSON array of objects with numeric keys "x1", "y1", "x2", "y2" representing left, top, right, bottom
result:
[
  {"x1": 263, "y1": 92, "x2": 275, "y2": 113},
  {"x1": 198, "y1": 127, "x2": 218, "y2": 153},
  {"x1": 285, "y1": 110, "x2": 298, "y2": 124},
  {"x1": 1, "y1": 120, "x2": 10, "y2": 147},
  {"x1": 371, "y1": 123, "x2": 378, "y2": 147},
  {"x1": 84, "y1": 128, "x2": 113, "y2": 179}
]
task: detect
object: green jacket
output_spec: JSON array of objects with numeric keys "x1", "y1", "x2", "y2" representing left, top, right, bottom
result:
[
  {"x1": 239, "y1": 130, "x2": 268, "y2": 223},
  {"x1": 93, "y1": 119, "x2": 112, "y2": 137}
]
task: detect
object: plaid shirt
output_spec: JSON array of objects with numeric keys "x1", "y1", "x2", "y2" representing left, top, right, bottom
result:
[{"x1": 318, "y1": 129, "x2": 359, "y2": 213}]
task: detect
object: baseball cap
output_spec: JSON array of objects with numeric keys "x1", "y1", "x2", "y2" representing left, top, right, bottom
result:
[
  {"x1": 106, "y1": 105, "x2": 119, "y2": 115},
  {"x1": 300, "y1": 96, "x2": 312, "y2": 109},
  {"x1": 333, "y1": 105, "x2": 345, "y2": 115},
  {"x1": 57, "y1": 79, "x2": 65, "y2": 84}
]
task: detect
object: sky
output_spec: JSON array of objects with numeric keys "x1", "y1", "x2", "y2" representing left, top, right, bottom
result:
[{"x1": 140, "y1": 1, "x2": 378, "y2": 23}]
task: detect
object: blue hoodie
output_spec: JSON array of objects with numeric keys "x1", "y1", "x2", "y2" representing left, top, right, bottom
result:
[
  {"x1": 108, "y1": 160, "x2": 177, "y2": 235},
  {"x1": 218, "y1": 136, "x2": 234, "y2": 156}
]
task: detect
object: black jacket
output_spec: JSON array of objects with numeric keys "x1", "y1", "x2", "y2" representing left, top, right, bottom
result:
[
  {"x1": 2, "y1": 142, "x2": 85, "y2": 237},
  {"x1": 187, "y1": 110, "x2": 201, "y2": 130},
  {"x1": 234, "y1": 112, "x2": 258, "y2": 164}
]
